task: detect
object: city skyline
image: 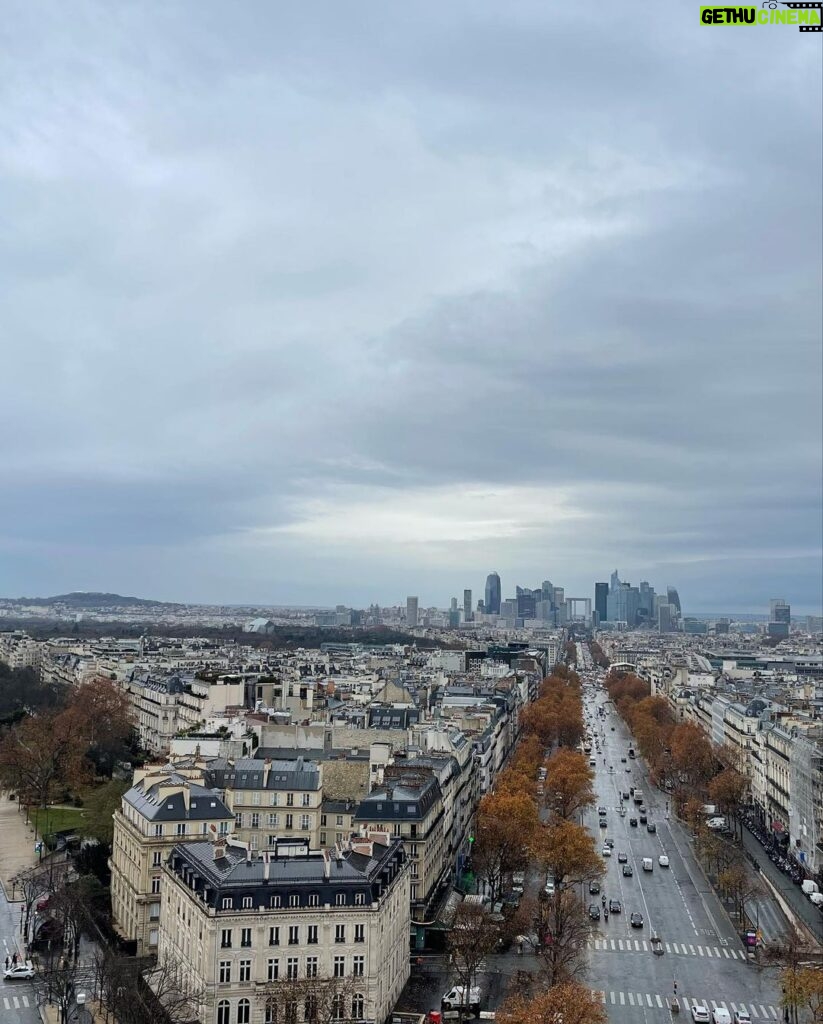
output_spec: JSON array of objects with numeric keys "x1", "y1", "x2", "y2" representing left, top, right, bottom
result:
[{"x1": 2, "y1": 2, "x2": 821, "y2": 614}]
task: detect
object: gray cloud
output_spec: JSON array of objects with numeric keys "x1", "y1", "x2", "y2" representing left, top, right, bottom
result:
[{"x1": 0, "y1": 1, "x2": 820, "y2": 612}]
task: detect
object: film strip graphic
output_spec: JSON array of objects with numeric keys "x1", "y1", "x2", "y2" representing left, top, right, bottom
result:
[{"x1": 777, "y1": 1, "x2": 823, "y2": 31}]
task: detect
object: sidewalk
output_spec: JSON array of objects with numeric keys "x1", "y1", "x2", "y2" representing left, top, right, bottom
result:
[
  {"x1": 741, "y1": 826, "x2": 823, "y2": 947},
  {"x1": 0, "y1": 794, "x2": 38, "y2": 896},
  {"x1": 41, "y1": 998, "x2": 108, "y2": 1024}
]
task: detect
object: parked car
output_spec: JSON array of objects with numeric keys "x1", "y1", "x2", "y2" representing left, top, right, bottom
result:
[{"x1": 691, "y1": 1005, "x2": 710, "y2": 1023}]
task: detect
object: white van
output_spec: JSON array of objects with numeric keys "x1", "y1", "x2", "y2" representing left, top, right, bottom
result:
[
  {"x1": 658, "y1": 854, "x2": 670, "y2": 868},
  {"x1": 642, "y1": 858, "x2": 654, "y2": 872},
  {"x1": 802, "y1": 879, "x2": 820, "y2": 896},
  {"x1": 442, "y1": 985, "x2": 481, "y2": 1011}
]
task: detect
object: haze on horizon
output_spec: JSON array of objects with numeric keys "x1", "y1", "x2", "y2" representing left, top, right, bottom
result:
[{"x1": 1, "y1": 2, "x2": 821, "y2": 615}]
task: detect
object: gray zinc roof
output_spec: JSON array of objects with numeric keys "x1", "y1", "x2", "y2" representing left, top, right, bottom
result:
[{"x1": 124, "y1": 774, "x2": 232, "y2": 822}]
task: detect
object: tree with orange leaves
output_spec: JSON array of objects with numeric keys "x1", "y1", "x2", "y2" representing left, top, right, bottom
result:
[
  {"x1": 543, "y1": 748, "x2": 595, "y2": 821},
  {"x1": 472, "y1": 787, "x2": 539, "y2": 904},
  {"x1": 498, "y1": 980, "x2": 607, "y2": 1024}
]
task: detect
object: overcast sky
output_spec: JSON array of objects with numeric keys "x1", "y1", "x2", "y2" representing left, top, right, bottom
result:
[{"x1": 1, "y1": 2, "x2": 821, "y2": 613}]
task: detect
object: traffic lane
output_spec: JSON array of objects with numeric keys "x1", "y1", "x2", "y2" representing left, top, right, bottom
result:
[
  {"x1": 745, "y1": 895, "x2": 788, "y2": 943},
  {"x1": 0, "y1": 893, "x2": 40, "y2": 1024},
  {"x1": 740, "y1": 827, "x2": 823, "y2": 943}
]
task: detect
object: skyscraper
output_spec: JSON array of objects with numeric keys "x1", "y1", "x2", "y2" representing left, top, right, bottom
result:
[
  {"x1": 666, "y1": 587, "x2": 682, "y2": 617},
  {"x1": 595, "y1": 583, "x2": 608, "y2": 623},
  {"x1": 463, "y1": 589, "x2": 473, "y2": 622},
  {"x1": 406, "y1": 596, "x2": 418, "y2": 628},
  {"x1": 485, "y1": 572, "x2": 501, "y2": 615},
  {"x1": 769, "y1": 598, "x2": 790, "y2": 639}
]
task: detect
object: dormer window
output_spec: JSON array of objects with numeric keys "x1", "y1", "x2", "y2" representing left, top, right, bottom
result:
[{"x1": 222, "y1": 897, "x2": 233, "y2": 910}]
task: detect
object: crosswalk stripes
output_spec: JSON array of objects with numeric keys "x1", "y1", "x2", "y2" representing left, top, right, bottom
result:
[
  {"x1": 591, "y1": 991, "x2": 780, "y2": 1019},
  {"x1": 588, "y1": 936, "x2": 747, "y2": 959},
  {"x1": 2, "y1": 994, "x2": 31, "y2": 1010}
]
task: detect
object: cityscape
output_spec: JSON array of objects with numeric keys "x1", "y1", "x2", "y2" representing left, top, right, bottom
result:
[{"x1": 1, "y1": 3, "x2": 821, "y2": 1024}]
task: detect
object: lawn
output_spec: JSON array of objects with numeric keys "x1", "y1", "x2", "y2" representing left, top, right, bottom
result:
[{"x1": 30, "y1": 805, "x2": 86, "y2": 840}]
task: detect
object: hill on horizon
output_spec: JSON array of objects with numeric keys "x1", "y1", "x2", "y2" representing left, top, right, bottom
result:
[{"x1": 1, "y1": 591, "x2": 178, "y2": 609}]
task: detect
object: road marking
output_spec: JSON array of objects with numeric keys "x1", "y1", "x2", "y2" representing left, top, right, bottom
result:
[
  {"x1": 646, "y1": 994, "x2": 653, "y2": 1006},
  {"x1": 697, "y1": 945, "x2": 704, "y2": 955},
  {"x1": 609, "y1": 992, "x2": 616, "y2": 1003},
  {"x1": 2, "y1": 998, "x2": 9, "y2": 1011},
  {"x1": 628, "y1": 993, "x2": 635, "y2": 1005},
  {"x1": 689, "y1": 943, "x2": 696, "y2": 954},
  {"x1": 13, "y1": 997, "x2": 19, "y2": 1009},
  {"x1": 619, "y1": 992, "x2": 625, "y2": 1004},
  {"x1": 22, "y1": 995, "x2": 30, "y2": 1006},
  {"x1": 655, "y1": 995, "x2": 663, "y2": 1007}
]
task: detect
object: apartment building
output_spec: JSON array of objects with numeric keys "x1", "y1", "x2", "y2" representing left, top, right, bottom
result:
[
  {"x1": 204, "y1": 757, "x2": 323, "y2": 851},
  {"x1": 158, "y1": 834, "x2": 409, "y2": 1024},
  {"x1": 0, "y1": 632, "x2": 42, "y2": 673},
  {"x1": 353, "y1": 772, "x2": 447, "y2": 926},
  {"x1": 110, "y1": 765, "x2": 233, "y2": 955}
]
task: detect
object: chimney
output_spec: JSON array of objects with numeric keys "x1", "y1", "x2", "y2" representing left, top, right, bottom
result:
[
  {"x1": 264, "y1": 851, "x2": 270, "y2": 881},
  {"x1": 213, "y1": 840, "x2": 226, "y2": 861},
  {"x1": 322, "y1": 849, "x2": 331, "y2": 880}
]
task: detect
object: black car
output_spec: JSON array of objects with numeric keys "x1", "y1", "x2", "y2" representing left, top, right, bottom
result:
[
  {"x1": 598, "y1": 819, "x2": 608, "y2": 828},
  {"x1": 629, "y1": 817, "x2": 638, "y2": 827},
  {"x1": 639, "y1": 814, "x2": 647, "y2": 825},
  {"x1": 589, "y1": 880, "x2": 601, "y2": 895},
  {"x1": 622, "y1": 790, "x2": 630, "y2": 799},
  {"x1": 605, "y1": 839, "x2": 614, "y2": 849},
  {"x1": 630, "y1": 913, "x2": 643, "y2": 928},
  {"x1": 588, "y1": 904, "x2": 601, "y2": 920},
  {"x1": 622, "y1": 864, "x2": 633, "y2": 877},
  {"x1": 617, "y1": 851, "x2": 628, "y2": 863},
  {"x1": 647, "y1": 822, "x2": 657, "y2": 834},
  {"x1": 609, "y1": 899, "x2": 622, "y2": 913},
  {"x1": 620, "y1": 757, "x2": 627, "y2": 763}
]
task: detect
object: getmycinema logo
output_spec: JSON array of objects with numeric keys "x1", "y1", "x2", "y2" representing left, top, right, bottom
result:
[{"x1": 700, "y1": 3, "x2": 823, "y2": 30}]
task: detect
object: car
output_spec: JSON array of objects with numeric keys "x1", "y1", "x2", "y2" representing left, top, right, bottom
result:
[
  {"x1": 608, "y1": 899, "x2": 621, "y2": 913},
  {"x1": 639, "y1": 814, "x2": 647, "y2": 825},
  {"x1": 733, "y1": 1010, "x2": 751, "y2": 1024},
  {"x1": 626, "y1": 766, "x2": 632, "y2": 772},
  {"x1": 618, "y1": 851, "x2": 628, "y2": 863},
  {"x1": 602, "y1": 846, "x2": 611, "y2": 857},
  {"x1": 442, "y1": 986, "x2": 481, "y2": 1012},
  {"x1": 629, "y1": 788, "x2": 635, "y2": 796},
  {"x1": 629, "y1": 817, "x2": 638, "y2": 827},
  {"x1": 691, "y1": 1005, "x2": 711, "y2": 1023},
  {"x1": 622, "y1": 790, "x2": 630, "y2": 799},
  {"x1": 589, "y1": 880, "x2": 601, "y2": 895},
  {"x1": 620, "y1": 757, "x2": 627, "y2": 763},
  {"x1": 647, "y1": 822, "x2": 656, "y2": 833},
  {"x1": 588, "y1": 904, "x2": 601, "y2": 920},
  {"x1": 598, "y1": 819, "x2": 608, "y2": 828},
  {"x1": 622, "y1": 864, "x2": 633, "y2": 877},
  {"x1": 3, "y1": 961, "x2": 35, "y2": 980},
  {"x1": 630, "y1": 913, "x2": 643, "y2": 928},
  {"x1": 712, "y1": 1009, "x2": 732, "y2": 1024},
  {"x1": 589, "y1": 759, "x2": 596, "y2": 767},
  {"x1": 598, "y1": 806, "x2": 607, "y2": 816},
  {"x1": 659, "y1": 854, "x2": 670, "y2": 868}
]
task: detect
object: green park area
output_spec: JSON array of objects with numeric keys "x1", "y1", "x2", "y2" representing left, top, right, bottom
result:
[{"x1": 30, "y1": 805, "x2": 86, "y2": 842}]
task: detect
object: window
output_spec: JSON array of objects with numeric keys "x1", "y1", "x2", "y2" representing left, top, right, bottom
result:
[
  {"x1": 305, "y1": 956, "x2": 318, "y2": 978},
  {"x1": 152, "y1": 851, "x2": 162, "y2": 867},
  {"x1": 288, "y1": 925, "x2": 298, "y2": 945},
  {"x1": 264, "y1": 999, "x2": 278, "y2": 1024},
  {"x1": 354, "y1": 924, "x2": 365, "y2": 943},
  {"x1": 220, "y1": 929, "x2": 232, "y2": 949},
  {"x1": 307, "y1": 894, "x2": 319, "y2": 907},
  {"x1": 242, "y1": 896, "x2": 253, "y2": 909},
  {"x1": 153, "y1": 824, "x2": 163, "y2": 837},
  {"x1": 241, "y1": 928, "x2": 252, "y2": 948},
  {"x1": 352, "y1": 993, "x2": 365, "y2": 1018},
  {"x1": 234, "y1": 813, "x2": 243, "y2": 829},
  {"x1": 302, "y1": 793, "x2": 311, "y2": 807},
  {"x1": 286, "y1": 957, "x2": 298, "y2": 980},
  {"x1": 148, "y1": 928, "x2": 158, "y2": 946},
  {"x1": 331, "y1": 994, "x2": 345, "y2": 1020},
  {"x1": 285, "y1": 1002, "x2": 298, "y2": 1024},
  {"x1": 270, "y1": 793, "x2": 278, "y2": 806},
  {"x1": 285, "y1": 814, "x2": 293, "y2": 829},
  {"x1": 320, "y1": 832, "x2": 327, "y2": 845},
  {"x1": 289, "y1": 894, "x2": 299, "y2": 908},
  {"x1": 270, "y1": 895, "x2": 281, "y2": 909},
  {"x1": 300, "y1": 815, "x2": 310, "y2": 831},
  {"x1": 321, "y1": 815, "x2": 327, "y2": 827},
  {"x1": 252, "y1": 791, "x2": 261, "y2": 805},
  {"x1": 222, "y1": 897, "x2": 233, "y2": 910},
  {"x1": 237, "y1": 999, "x2": 250, "y2": 1024},
  {"x1": 354, "y1": 893, "x2": 365, "y2": 906},
  {"x1": 335, "y1": 893, "x2": 346, "y2": 907},
  {"x1": 219, "y1": 821, "x2": 229, "y2": 835},
  {"x1": 239, "y1": 960, "x2": 251, "y2": 983},
  {"x1": 286, "y1": 793, "x2": 294, "y2": 807},
  {"x1": 353, "y1": 955, "x2": 364, "y2": 977},
  {"x1": 336, "y1": 815, "x2": 344, "y2": 826},
  {"x1": 333, "y1": 956, "x2": 345, "y2": 978},
  {"x1": 335, "y1": 924, "x2": 345, "y2": 944},
  {"x1": 176, "y1": 823, "x2": 187, "y2": 836},
  {"x1": 268, "y1": 926, "x2": 280, "y2": 947},
  {"x1": 268, "y1": 813, "x2": 278, "y2": 827},
  {"x1": 307, "y1": 925, "x2": 318, "y2": 945},
  {"x1": 219, "y1": 961, "x2": 231, "y2": 984},
  {"x1": 151, "y1": 877, "x2": 161, "y2": 894},
  {"x1": 305, "y1": 994, "x2": 318, "y2": 1024},
  {"x1": 217, "y1": 1001, "x2": 230, "y2": 1024},
  {"x1": 251, "y1": 813, "x2": 260, "y2": 829},
  {"x1": 267, "y1": 958, "x2": 279, "y2": 981}
]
